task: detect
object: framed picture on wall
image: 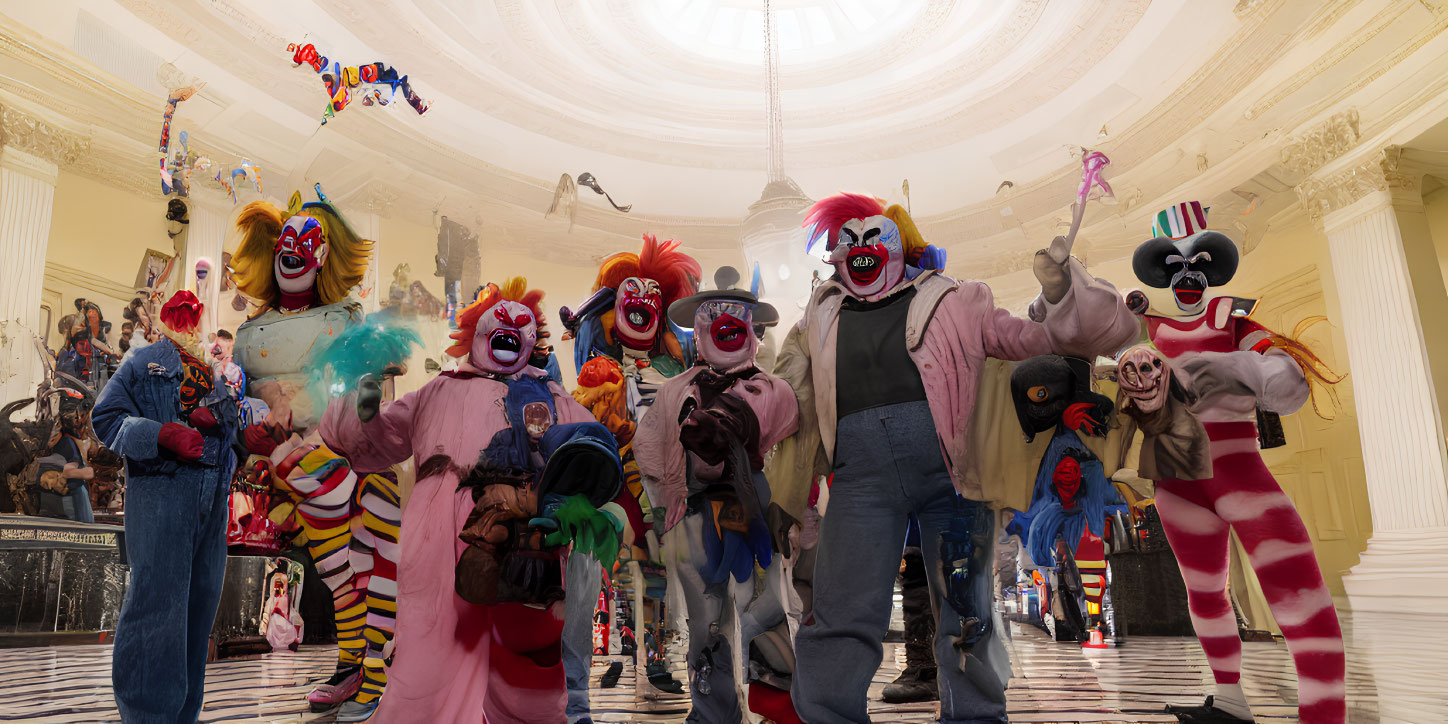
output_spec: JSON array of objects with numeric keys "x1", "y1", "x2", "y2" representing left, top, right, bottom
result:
[{"x1": 135, "y1": 249, "x2": 173, "y2": 292}]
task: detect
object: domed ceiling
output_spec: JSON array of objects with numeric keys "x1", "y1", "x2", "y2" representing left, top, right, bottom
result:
[{"x1": 7, "y1": 0, "x2": 1429, "y2": 274}]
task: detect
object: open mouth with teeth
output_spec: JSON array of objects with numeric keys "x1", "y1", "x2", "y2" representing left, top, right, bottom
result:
[
  {"x1": 709, "y1": 314, "x2": 748, "y2": 353},
  {"x1": 277, "y1": 253, "x2": 311, "y2": 279},
  {"x1": 1172, "y1": 278, "x2": 1205, "y2": 308},
  {"x1": 846, "y1": 245, "x2": 886, "y2": 287},
  {"x1": 620, "y1": 298, "x2": 659, "y2": 333},
  {"x1": 488, "y1": 329, "x2": 523, "y2": 366}
]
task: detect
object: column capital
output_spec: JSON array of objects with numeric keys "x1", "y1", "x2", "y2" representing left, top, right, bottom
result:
[
  {"x1": 0, "y1": 145, "x2": 58, "y2": 186},
  {"x1": 0, "y1": 101, "x2": 90, "y2": 171},
  {"x1": 1294, "y1": 145, "x2": 1416, "y2": 227}
]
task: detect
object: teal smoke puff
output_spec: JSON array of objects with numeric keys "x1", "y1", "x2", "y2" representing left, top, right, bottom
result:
[{"x1": 306, "y1": 319, "x2": 423, "y2": 408}]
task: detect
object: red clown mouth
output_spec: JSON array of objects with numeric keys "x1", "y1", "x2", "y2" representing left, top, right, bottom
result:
[
  {"x1": 488, "y1": 329, "x2": 523, "y2": 366},
  {"x1": 846, "y1": 245, "x2": 886, "y2": 287},
  {"x1": 1172, "y1": 282, "x2": 1204, "y2": 307},
  {"x1": 619, "y1": 295, "x2": 661, "y2": 337},
  {"x1": 277, "y1": 253, "x2": 313, "y2": 279},
  {"x1": 709, "y1": 314, "x2": 748, "y2": 352}
]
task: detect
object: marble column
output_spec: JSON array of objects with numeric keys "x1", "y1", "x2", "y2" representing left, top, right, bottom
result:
[
  {"x1": 0, "y1": 146, "x2": 59, "y2": 407},
  {"x1": 1298, "y1": 147, "x2": 1448, "y2": 724},
  {"x1": 184, "y1": 200, "x2": 228, "y2": 339}
]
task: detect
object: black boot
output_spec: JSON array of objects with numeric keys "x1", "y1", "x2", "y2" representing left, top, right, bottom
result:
[{"x1": 882, "y1": 549, "x2": 939, "y2": 704}]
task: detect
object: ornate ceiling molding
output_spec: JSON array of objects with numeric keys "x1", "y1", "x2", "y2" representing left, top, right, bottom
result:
[
  {"x1": 1293, "y1": 146, "x2": 1411, "y2": 222},
  {"x1": 0, "y1": 102, "x2": 91, "y2": 169},
  {"x1": 1280, "y1": 108, "x2": 1360, "y2": 175}
]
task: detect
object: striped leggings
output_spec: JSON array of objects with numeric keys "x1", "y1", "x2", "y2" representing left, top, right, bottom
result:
[
  {"x1": 1156, "y1": 421, "x2": 1345, "y2": 724},
  {"x1": 274, "y1": 439, "x2": 402, "y2": 705}
]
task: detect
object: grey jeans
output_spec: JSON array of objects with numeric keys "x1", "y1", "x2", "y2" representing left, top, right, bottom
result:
[
  {"x1": 562, "y1": 548, "x2": 603, "y2": 722},
  {"x1": 793, "y1": 401, "x2": 1010, "y2": 724}
]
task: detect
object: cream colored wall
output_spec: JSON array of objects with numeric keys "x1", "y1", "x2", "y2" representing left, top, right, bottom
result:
[
  {"x1": 41, "y1": 172, "x2": 170, "y2": 349},
  {"x1": 1425, "y1": 183, "x2": 1448, "y2": 316}
]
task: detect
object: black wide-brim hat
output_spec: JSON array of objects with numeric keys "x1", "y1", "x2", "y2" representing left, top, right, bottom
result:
[{"x1": 667, "y1": 288, "x2": 779, "y2": 329}]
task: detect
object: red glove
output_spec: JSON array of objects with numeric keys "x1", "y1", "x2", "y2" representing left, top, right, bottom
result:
[
  {"x1": 157, "y1": 422, "x2": 204, "y2": 461},
  {"x1": 189, "y1": 407, "x2": 217, "y2": 430},
  {"x1": 244, "y1": 423, "x2": 285, "y2": 457},
  {"x1": 1063, "y1": 402, "x2": 1105, "y2": 437}
]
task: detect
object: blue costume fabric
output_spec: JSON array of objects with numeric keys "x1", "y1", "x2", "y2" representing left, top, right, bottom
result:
[
  {"x1": 1023, "y1": 427, "x2": 1115, "y2": 568},
  {"x1": 92, "y1": 340, "x2": 240, "y2": 724}
]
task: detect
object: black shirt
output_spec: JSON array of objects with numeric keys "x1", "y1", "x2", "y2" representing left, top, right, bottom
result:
[{"x1": 836, "y1": 287, "x2": 928, "y2": 418}]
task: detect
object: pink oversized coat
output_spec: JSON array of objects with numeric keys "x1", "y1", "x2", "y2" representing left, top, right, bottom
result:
[
  {"x1": 768, "y1": 261, "x2": 1139, "y2": 517},
  {"x1": 632, "y1": 365, "x2": 799, "y2": 531},
  {"x1": 321, "y1": 363, "x2": 596, "y2": 724}
]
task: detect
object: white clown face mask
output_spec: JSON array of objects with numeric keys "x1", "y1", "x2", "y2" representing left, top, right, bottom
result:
[
  {"x1": 470, "y1": 299, "x2": 539, "y2": 376},
  {"x1": 830, "y1": 215, "x2": 906, "y2": 301}
]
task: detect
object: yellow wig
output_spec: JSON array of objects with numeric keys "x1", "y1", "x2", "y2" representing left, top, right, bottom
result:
[{"x1": 229, "y1": 191, "x2": 372, "y2": 311}]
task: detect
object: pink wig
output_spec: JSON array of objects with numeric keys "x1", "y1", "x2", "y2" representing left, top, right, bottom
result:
[{"x1": 803, "y1": 193, "x2": 887, "y2": 253}]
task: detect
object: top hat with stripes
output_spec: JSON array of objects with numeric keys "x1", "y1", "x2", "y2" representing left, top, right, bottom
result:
[{"x1": 1151, "y1": 201, "x2": 1210, "y2": 240}]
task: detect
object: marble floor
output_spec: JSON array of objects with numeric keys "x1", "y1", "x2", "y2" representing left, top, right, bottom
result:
[{"x1": 0, "y1": 622, "x2": 1379, "y2": 723}]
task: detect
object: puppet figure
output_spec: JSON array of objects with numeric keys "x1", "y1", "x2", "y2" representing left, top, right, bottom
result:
[
  {"x1": 1115, "y1": 344, "x2": 1213, "y2": 482},
  {"x1": 229, "y1": 187, "x2": 404, "y2": 721},
  {"x1": 559, "y1": 233, "x2": 700, "y2": 715},
  {"x1": 770, "y1": 192, "x2": 1138, "y2": 723},
  {"x1": 320, "y1": 277, "x2": 619, "y2": 723},
  {"x1": 1007, "y1": 355, "x2": 1123, "y2": 643},
  {"x1": 1128, "y1": 201, "x2": 1345, "y2": 724},
  {"x1": 634, "y1": 272, "x2": 799, "y2": 722},
  {"x1": 93, "y1": 290, "x2": 240, "y2": 723}
]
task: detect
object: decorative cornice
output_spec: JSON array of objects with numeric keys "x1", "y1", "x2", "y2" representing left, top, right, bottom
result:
[
  {"x1": 1280, "y1": 108, "x2": 1360, "y2": 175},
  {"x1": 0, "y1": 102, "x2": 91, "y2": 168},
  {"x1": 1294, "y1": 148, "x2": 1411, "y2": 221}
]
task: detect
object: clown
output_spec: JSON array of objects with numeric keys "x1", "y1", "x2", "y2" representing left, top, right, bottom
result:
[
  {"x1": 1007, "y1": 355, "x2": 1124, "y2": 644},
  {"x1": 93, "y1": 290, "x2": 241, "y2": 723},
  {"x1": 560, "y1": 233, "x2": 700, "y2": 715},
  {"x1": 771, "y1": 192, "x2": 1138, "y2": 723},
  {"x1": 1127, "y1": 202, "x2": 1345, "y2": 724},
  {"x1": 633, "y1": 273, "x2": 799, "y2": 722},
  {"x1": 319, "y1": 278, "x2": 613, "y2": 723},
  {"x1": 230, "y1": 187, "x2": 404, "y2": 721}
]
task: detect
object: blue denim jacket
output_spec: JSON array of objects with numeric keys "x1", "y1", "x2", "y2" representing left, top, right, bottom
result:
[{"x1": 93, "y1": 340, "x2": 240, "y2": 478}]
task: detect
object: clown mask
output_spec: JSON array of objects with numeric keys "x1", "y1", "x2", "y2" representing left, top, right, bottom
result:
[
  {"x1": 1052, "y1": 455, "x2": 1082, "y2": 509},
  {"x1": 613, "y1": 276, "x2": 662, "y2": 350},
  {"x1": 694, "y1": 300, "x2": 757, "y2": 372},
  {"x1": 470, "y1": 299, "x2": 539, "y2": 376},
  {"x1": 1118, "y1": 345, "x2": 1171, "y2": 414},
  {"x1": 273, "y1": 216, "x2": 329, "y2": 297},
  {"x1": 829, "y1": 215, "x2": 906, "y2": 301}
]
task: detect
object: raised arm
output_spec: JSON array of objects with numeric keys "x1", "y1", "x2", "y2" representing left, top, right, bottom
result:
[{"x1": 319, "y1": 386, "x2": 421, "y2": 472}]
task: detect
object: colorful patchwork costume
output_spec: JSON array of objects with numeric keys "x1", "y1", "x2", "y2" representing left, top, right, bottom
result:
[{"x1": 230, "y1": 187, "x2": 403, "y2": 721}]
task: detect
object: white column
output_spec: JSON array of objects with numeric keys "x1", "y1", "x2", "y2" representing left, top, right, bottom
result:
[
  {"x1": 0, "y1": 146, "x2": 58, "y2": 407},
  {"x1": 1302, "y1": 149, "x2": 1448, "y2": 724},
  {"x1": 185, "y1": 201, "x2": 228, "y2": 339}
]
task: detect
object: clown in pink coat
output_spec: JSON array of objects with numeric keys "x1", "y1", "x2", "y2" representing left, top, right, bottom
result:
[
  {"x1": 771, "y1": 193, "x2": 1139, "y2": 724},
  {"x1": 321, "y1": 277, "x2": 604, "y2": 723},
  {"x1": 634, "y1": 275, "x2": 799, "y2": 722}
]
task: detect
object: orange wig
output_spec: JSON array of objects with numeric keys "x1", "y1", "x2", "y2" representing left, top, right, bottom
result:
[
  {"x1": 446, "y1": 277, "x2": 547, "y2": 358},
  {"x1": 592, "y1": 234, "x2": 701, "y2": 306}
]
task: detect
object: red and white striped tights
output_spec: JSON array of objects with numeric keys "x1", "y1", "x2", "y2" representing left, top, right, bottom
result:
[{"x1": 1156, "y1": 421, "x2": 1345, "y2": 724}]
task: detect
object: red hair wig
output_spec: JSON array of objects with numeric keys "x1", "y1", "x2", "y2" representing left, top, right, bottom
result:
[
  {"x1": 803, "y1": 193, "x2": 887, "y2": 253},
  {"x1": 446, "y1": 277, "x2": 547, "y2": 358},
  {"x1": 592, "y1": 234, "x2": 701, "y2": 309}
]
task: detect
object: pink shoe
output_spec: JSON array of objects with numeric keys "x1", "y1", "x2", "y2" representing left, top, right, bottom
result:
[{"x1": 308, "y1": 665, "x2": 363, "y2": 712}]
